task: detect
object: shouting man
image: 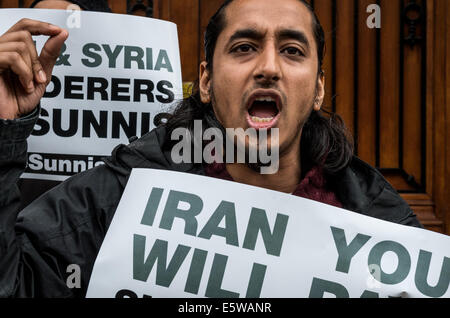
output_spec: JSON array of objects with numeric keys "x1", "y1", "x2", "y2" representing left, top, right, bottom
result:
[{"x1": 0, "y1": 0, "x2": 422, "y2": 297}]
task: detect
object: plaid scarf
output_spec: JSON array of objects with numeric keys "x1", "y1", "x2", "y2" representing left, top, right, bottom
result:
[{"x1": 204, "y1": 162, "x2": 343, "y2": 208}]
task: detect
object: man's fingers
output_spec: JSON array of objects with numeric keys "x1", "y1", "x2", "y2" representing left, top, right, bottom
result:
[
  {"x1": 0, "y1": 41, "x2": 32, "y2": 71},
  {"x1": 0, "y1": 42, "x2": 34, "y2": 90},
  {"x1": 7, "y1": 18, "x2": 62, "y2": 37},
  {"x1": 19, "y1": 31, "x2": 47, "y2": 84},
  {"x1": 0, "y1": 19, "x2": 68, "y2": 92},
  {"x1": 14, "y1": 30, "x2": 47, "y2": 84},
  {"x1": 0, "y1": 51, "x2": 34, "y2": 93},
  {"x1": 5, "y1": 19, "x2": 63, "y2": 84},
  {"x1": 0, "y1": 30, "x2": 48, "y2": 84},
  {"x1": 39, "y1": 29, "x2": 68, "y2": 82},
  {"x1": 33, "y1": 59, "x2": 47, "y2": 83}
]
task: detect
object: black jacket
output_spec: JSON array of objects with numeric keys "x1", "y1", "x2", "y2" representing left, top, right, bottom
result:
[{"x1": 0, "y1": 109, "x2": 422, "y2": 298}]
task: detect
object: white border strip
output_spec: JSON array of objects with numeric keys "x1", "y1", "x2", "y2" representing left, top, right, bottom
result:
[{"x1": 20, "y1": 173, "x2": 70, "y2": 182}]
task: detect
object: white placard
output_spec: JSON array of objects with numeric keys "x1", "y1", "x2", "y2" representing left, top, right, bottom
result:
[
  {"x1": 0, "y1": 9, "x2": 182, "y2": 180},
  {"x1": 86, "y1": 169, "x2": 450, "y2": 298}
]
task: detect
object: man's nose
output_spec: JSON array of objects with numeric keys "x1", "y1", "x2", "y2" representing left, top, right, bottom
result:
[{"x1": 253, "y1": 45, "x2": 282, "y2": 83}]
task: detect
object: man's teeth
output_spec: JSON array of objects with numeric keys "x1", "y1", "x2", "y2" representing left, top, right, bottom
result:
[
  {"x1": 251, "y1": 116, "x2": 273, "y2": 123},
  {"x1": 249, "y1": 96, "x2": 277, "y2": 123},
  {"x1": 255, "y1": 96, "x2": 276, "y2": 102}
]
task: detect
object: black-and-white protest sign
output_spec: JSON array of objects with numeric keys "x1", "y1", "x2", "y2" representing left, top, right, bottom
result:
[
  {"x1": 0, "y1": 9, "x2": 182, "y2": 181},
  {"x1": 86, "y1": 169, "x2": 450, "y2": 298}
]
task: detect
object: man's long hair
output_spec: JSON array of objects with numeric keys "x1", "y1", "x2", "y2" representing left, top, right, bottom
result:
[{"x1": 163, "y1": 0, "x2": 353, "y2": 176}]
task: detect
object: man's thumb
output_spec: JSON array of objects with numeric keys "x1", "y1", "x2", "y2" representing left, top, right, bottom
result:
[{"x1": 39, "y1": 29, "x2": 69, "y2": 80}]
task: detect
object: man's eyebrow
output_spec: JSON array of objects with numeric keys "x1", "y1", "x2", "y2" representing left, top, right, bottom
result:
[
  {"x1": 277, "y1": 29, "x2": 310, "y2": 49},
  {"x1": 227, "y1": 28, "x2": 310, "y2": 49},
  {"x1": 228, "y1": 28, "x2": 265, "y2": 44}
]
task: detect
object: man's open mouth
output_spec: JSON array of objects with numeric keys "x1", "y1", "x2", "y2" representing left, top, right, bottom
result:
[{"x1": 246, "y1": 91, "x2": 282, "y2": 129}]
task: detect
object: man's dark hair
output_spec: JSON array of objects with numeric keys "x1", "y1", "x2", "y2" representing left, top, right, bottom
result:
[
  {"x1": 204, "y1": 0, "x2": 325, "y2": 74},
  {"x1": 164, "y1": 0, "x2": 353, "y2": 175},
  {"x1": 30, "y1": 0, "x2": 111, "y2": 12}
]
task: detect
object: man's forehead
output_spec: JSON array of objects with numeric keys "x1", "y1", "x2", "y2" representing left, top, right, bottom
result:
[{"x1": 222, "y1": 0, "x2": 314, "y2": 37}]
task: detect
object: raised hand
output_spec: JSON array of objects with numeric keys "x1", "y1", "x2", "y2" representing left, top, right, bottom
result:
[{"x1": 0, "y1": 18, "x2": 68, "y2": 119}]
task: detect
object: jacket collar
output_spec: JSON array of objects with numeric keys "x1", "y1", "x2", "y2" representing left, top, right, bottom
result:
[{"x1": 103, "y1": 126, "x2": 204, "y2": 188}]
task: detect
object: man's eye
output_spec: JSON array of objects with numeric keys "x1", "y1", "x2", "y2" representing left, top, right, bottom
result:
[
  {"x1": 232, "y1": 44, "x2": 255, "y2": 53},
  {"x1": 282, "y1": 47, "x2": 304, "y2": 56}
]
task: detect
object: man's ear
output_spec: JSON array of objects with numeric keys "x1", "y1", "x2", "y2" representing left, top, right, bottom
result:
[
  {"x1": 199, "y1": 61, "x2": 211, "y2": 103},
  {"x1": 314, "y1": 71, "x2": 325, "y2": 111}
]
